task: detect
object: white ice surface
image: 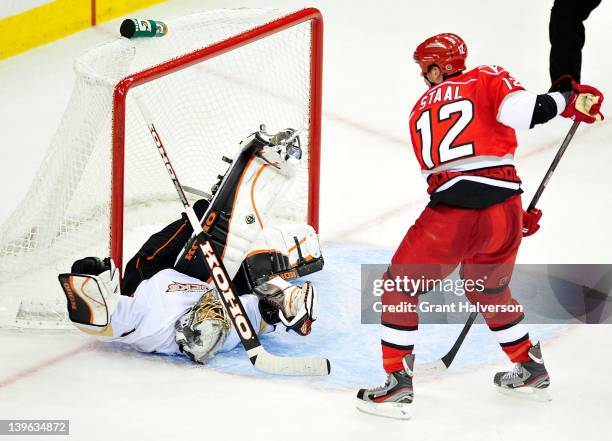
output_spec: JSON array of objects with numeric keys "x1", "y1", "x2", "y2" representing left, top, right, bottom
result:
[{"x1": 1, "y1": 0, "x2": 611, "y2": 439}]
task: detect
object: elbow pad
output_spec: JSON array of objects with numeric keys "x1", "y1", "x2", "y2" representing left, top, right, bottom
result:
[
  {"x1": 498, "y1": 90, "x2": 567, "y2": 130},
  {"x1": 530, "y1": 93, "x2": 566, "y2": 128}
]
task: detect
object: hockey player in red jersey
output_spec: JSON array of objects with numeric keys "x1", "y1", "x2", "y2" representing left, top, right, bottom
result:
[{"x1": 356, "y1": 33, "x2": 604, "y2": 419}]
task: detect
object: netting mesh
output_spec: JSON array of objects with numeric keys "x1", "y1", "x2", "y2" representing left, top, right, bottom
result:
[{"x1": 0, "y1": 9, "x2": 316, "y2": 328}]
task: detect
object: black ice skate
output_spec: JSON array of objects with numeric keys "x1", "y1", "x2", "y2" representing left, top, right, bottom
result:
[
  {"x1": 494, "y1": 342, "x2": 551, "y2": 402},
  {"x1": 356, "y1": 354, "x2": 414, "y2": 420}
]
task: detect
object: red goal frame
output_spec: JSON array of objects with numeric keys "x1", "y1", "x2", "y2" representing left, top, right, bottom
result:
[{"x1": 109, "y1": 8, "x2": 323, "y2": 272}]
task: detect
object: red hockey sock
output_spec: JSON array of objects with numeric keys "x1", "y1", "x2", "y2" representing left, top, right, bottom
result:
[
  {"x1": 501, "y1": 338, "x2": 533, "y2": 363},
  {"x1": 382, "y1": 343, "x2": 413, "y2": 374}
]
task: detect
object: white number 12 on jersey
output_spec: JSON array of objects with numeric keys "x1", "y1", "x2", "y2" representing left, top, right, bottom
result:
[{"x1": 415, "y1": 99, "x2": 474, "y2": 169}]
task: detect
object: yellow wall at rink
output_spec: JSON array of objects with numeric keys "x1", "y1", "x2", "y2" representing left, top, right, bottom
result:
[
  {"x1": 0, "y1": 0, "x2": 165, "y2": 60},
  {"x1": 95, "y1": 0, "x2": 164, "y2": 24}
]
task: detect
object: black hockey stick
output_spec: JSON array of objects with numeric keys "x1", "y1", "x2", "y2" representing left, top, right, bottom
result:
[
  {"x1": 135, "y1": 95, "x2": 330, "y2": 376},
  {"x1": 527, "y1": 121, "x2": 581, "y2": 210},
  {"x1": 416, "y1": 121, "x2": 581, "y2": 375}
]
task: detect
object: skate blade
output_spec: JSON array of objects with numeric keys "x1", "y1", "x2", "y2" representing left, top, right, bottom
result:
[
  {"x1": 355, "y1": 399, "x2": 412, "y2": 420},
  {"x1": 496, "y1": 386, "x2": 552, "y2": 402}
]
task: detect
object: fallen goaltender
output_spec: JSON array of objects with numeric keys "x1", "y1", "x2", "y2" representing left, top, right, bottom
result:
[
  {"x1": 58, "y1": 126, "x2": 328, "y2": 375},
  {"x1": 58, "y1": 257, "x2": 317, "y2": 364}
]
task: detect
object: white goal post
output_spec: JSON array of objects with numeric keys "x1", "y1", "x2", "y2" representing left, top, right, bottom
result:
[{"x1": 0, "y1": 8, "x2": 323, "y2": 328}]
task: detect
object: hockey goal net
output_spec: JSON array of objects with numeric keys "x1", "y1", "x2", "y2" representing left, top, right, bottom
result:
[{"x1": 0, "y1": 8, "x2": 322, "y2": 328}]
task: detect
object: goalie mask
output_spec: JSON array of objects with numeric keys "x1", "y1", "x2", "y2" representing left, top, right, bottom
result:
[{"x1": 175, "y1": 288, "x2": 231, "y2": 364}]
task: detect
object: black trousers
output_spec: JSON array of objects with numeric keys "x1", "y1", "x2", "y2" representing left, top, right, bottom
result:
[
  {"x1": 549, "y1": 0, "x2": 601, "y2": 83},
  {"x1": 121, "y1": 199, "x2": 210, "y2": 296}
]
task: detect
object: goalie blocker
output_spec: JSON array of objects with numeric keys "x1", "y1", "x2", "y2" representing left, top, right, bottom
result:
[{"x1": 57, "y1": 257, "x2": 119, "y2": 335}]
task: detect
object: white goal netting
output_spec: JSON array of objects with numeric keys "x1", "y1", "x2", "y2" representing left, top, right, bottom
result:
[{"x1": 0, "y1": 9, "x2": 320, "y2": 328}]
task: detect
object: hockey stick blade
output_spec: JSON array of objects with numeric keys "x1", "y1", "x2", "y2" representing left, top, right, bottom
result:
[
  {"x1": 414, "y1": 311, "x2": 478, "y2": 375},
  {"x1": 248, "y1": 346, "x2": 330, "y2": 376},
  {"x1": 413, "y1": 359, "x2": 447, "y2": 375}
]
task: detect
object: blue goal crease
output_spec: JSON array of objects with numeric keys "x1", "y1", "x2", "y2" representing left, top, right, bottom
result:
[{"x1": 196, "y1": 243, "x2": 567, "y2": 389}]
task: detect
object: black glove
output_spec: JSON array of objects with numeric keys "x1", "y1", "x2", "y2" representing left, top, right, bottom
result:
[{"x1": 71, "y1": 256, "x2": 111, "y2": 275}]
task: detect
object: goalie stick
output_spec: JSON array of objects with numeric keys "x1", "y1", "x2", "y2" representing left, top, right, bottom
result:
[
  {"x1": 134, "y1": 95, "x2": 330, "y2": 376},
  {"x1": 416, "y1": 121, "x2": 581, "y2": 375}
]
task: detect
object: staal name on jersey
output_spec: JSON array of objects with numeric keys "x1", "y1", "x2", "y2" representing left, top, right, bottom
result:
[{"x1": 418, "y1": 85, "x2": 463, "y2": 110}]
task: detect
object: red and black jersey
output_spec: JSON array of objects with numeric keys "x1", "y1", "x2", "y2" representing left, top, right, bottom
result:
[{"x1": 408, "y1": 65, "x2": 525, "y2": 208}]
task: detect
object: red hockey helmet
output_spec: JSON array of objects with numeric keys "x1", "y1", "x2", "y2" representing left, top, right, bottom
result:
[{"x1": 413, "y1": 33, "x2": 467, "y2": 76}]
